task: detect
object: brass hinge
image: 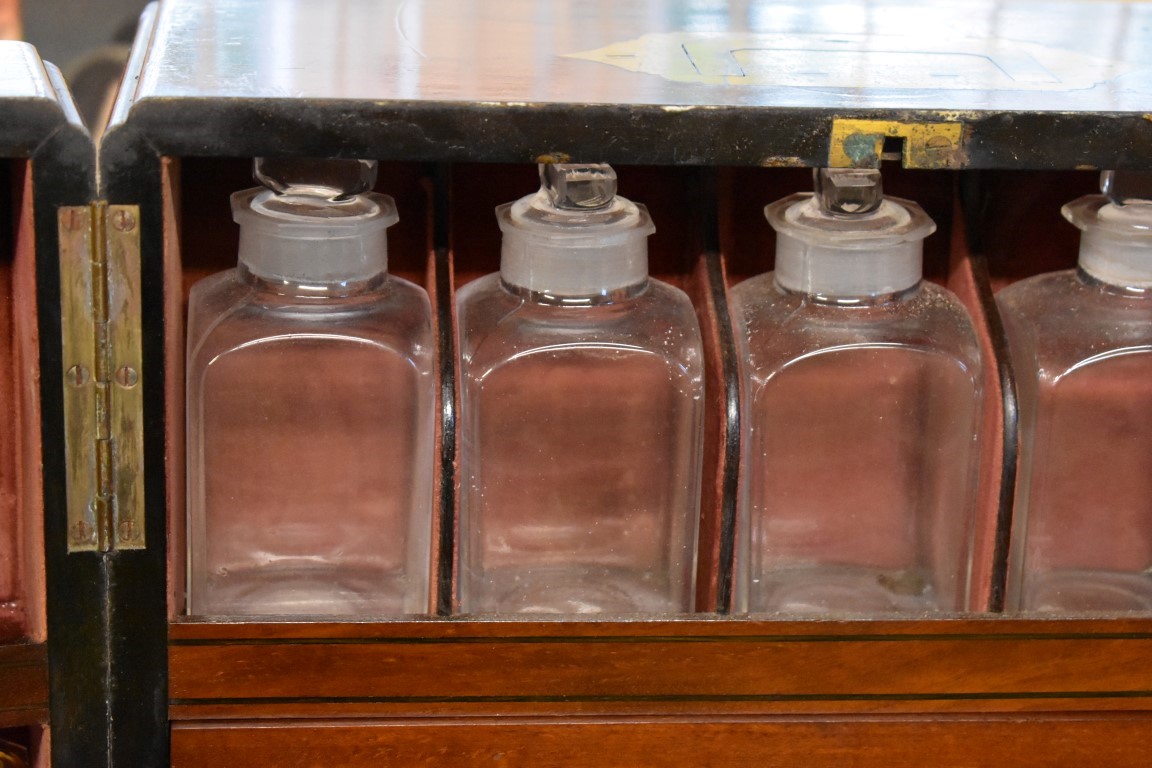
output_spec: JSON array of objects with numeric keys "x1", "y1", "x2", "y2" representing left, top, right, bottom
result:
[{"x1": 58, "y1": 203, "x2": 145, "y2": 553}]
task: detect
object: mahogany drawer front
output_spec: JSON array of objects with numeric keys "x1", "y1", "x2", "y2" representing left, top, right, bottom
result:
[
  {"x1": 169, "y1": 618, "x2": 1152, "y2": 720},
  {"x1": 171, "y1": 715, "x2": 1152, "y2": 768},
  {"x1": 0, "y1": 644, "x2": 48, "y2": 728}
]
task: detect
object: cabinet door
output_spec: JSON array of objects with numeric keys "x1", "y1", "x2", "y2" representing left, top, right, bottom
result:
[{"x1": 0, "y1": 39, "x2": 100, "y2": 768}]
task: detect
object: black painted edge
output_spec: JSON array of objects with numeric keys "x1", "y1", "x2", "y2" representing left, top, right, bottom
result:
[
  {"x1": 124, "y1": 99, "x2": 1152, "y2": 171},
  {"x1": 433, "y1": 161, "x2": 457, "y2": 616},
  {"x1": 706, "y1": 251, "x2": 740, "y2": 615},
  {"x1": 100, "y1": 124, "x2": 171, "y2": 768}
]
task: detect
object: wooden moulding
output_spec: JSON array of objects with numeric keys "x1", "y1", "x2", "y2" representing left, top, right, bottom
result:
[
  {"x1": 168, "y1": 616, "x2": 1152, "y2": 719},
  {"x1": 170, "y1": 715, "x2": 1152, "y2": 768}
]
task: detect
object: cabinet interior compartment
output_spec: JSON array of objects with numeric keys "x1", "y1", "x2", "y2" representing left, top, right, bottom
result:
[
  {"x1": 978, "y1": 169, "x2": 1151, "y2": 612},
  {"x1": 445, "y1": 162, "x2": 733, "y2": 613},
  {"x1": 162, "y1": 157, "x2": 444, "y2": 618},
  {"x1": 164, "y1": 165, "x2": 1152, "y2": 752},
  {"x1": 716, "y1": 166, "x2": 1010, "y2": 612},
  {"x1": 159, "y1": 163, "x2": 1105, "y2": 622},
  {"x1": 0, "y1": 158, "x2": 46, "y2": 643}
]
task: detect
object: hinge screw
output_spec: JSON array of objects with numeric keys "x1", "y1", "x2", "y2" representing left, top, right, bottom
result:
[
  {"x1": 66, "y1": 208, "x2": 85, "y2": 229},
  {"x1": 70, "y1": 519, "x2": 96, "y2": 545},
  {"x1": 111, "y1": 209, "x2": 137, "y2": 232},
  {"x1": 65, "y1": 365, "x2": 91, "y2": 387},
  {"x1": 114, "y1": 365, "x2": 140, "y2": 389},
  {"x1": 118, "y1": 519, "x2": 139, "y2": 543}
]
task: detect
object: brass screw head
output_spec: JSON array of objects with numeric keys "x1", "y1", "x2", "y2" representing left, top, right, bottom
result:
[{"x1": 111, "y1": 209, "x2": 137, "y2": 232}]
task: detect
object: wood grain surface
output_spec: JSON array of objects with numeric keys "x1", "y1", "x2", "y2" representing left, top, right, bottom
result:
[
  {"x1": 0, "y1": 644, "x2": 47, "y2": 728},
  {"x1": 171, "y1": 715, "x2": 1152, "y2": 768},
  {"x1": 170, "y1": 618, "x2": 1152, "y2": 719}
]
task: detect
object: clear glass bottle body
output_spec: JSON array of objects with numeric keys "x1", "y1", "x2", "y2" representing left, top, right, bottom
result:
[
  {"x1": 731, "y1": 278, "x2": 983, "y2": 615},
  {"x1": 999, "y1": 269, "x2": 1152, "y2": 612},
  {"x1": 187, "y1": 267, "x2": 434, "y2": 615},
  {"x1": 456, "y1": 276, "x2": 704, "y2": 614}
]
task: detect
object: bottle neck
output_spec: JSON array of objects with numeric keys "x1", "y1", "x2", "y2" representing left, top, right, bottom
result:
[
  {"x1": 237, "y1": 225, "x2": 388, "y2": 290},
  {"x1": 238, "y1": 261, "x2": 388, "y2": 299},
  {"x1": 773, "y1": 232, "x2": 923, "y2": 300},
  {"x1": 500, "y1": 276, "x2": 648, "y2": 307},
  {"x1": 1076, "y1": 266, "x2": 1152, "y2": 298},
  {"x1": 778, "y1": 280, "x2": 921, "y2": 307},
  {"x1": 499, "y1": 218, "x2": 650, "y2": 297},
  {"x1": 1077, "y1": 228, "x2": 1152, "y2": 290}
]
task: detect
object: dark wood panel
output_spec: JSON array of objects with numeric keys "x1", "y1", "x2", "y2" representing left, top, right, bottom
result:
[
  {"x1": 0, "y1": 644, "x2": 48, "y2": 727},
  {"x1": 170, "y1": 618, "x2": 1152, "y2": 716},
  {"x1": 171, "y1": 715, "x2": 1152, "y2": 768}
]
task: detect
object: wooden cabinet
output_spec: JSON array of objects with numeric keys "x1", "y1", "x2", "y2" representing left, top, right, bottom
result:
[{"x1": 7, "y1": 1, "x2": 1152, "y2": 765}]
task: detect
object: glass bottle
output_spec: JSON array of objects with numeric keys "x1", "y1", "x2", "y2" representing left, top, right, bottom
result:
[
  {"x1": 731, "y1": 169, "x2": 983, "y2": 616},
  {"x1": 456, "y1": 163, "x2": 704, "y2": 615},
  {"x1": 186, "y1": 157, "x2": 434, "y2": 616},
  {"x1": 999, "y1": 170, "x2": 1152, "y2": 613}
]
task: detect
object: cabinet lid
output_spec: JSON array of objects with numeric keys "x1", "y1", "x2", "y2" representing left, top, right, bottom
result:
[
  {"x1": 109, "y1": 0, "x2": 1152, "y2": 168},
  {"x1": 0, "y1": 41, "x2": 90, "y2": 157}
]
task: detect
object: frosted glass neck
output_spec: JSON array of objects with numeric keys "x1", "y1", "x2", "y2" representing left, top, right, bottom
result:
[
  {"x1": 766, "y1": 193, "x2": 935, "y2": 298},
  {"x1": 1064, "y1": 195, "x2": 1152, "y2": 289},
  {"x1": 498, "y1": 188, "x2": 655, "y2": 297},
  {"x1": 232, "y1": 187, "x2": 398, "y2": 286}
]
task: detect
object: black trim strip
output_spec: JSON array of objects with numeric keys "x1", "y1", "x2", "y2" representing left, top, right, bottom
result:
[
  {"x1": 433, "y1": 161, "x2": 456, "y2": 617},
  {"x1": 707, "y1": 247, "x2": 740, "y2": 616}
]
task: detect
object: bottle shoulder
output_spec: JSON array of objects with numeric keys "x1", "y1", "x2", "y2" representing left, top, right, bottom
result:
[
  {"x1": 997, "y1": 271, "x2": 1152, "y2": 377},
  {"x1": 457, "y1": 275, "x2": 703, "y2": 382},
  {"x1": 187, "y1": 270, "x2": 434, "y2": 368},
  {"x1": 998, "y1": 270, "x2": 1152, "y2": 327},
  {"x1": 732, "y1": 275, "x2": 981, "y2": 377}
]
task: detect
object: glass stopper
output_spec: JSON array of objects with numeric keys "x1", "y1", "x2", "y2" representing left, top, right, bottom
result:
[
  {"x1": 540, "y1": 163, "x2": 616, "y2": 210},
  {"x1": 1101, "y1": 170, "x2": 1152, "y2": 206},
  {"x1": 814, "y1": 168, "x2": 884, "y2": 216},
  {"x1": 254, "y1": 157, "x2": 378, "y2": 201}
]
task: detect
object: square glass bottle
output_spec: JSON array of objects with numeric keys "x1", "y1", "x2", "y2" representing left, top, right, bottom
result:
[
  {"x1": 998, "y1": 171, "x2": 1152, "y2": 613},
  {"x1": 730, "y1": 169, "x2": 984, "y2": 616},
  {"x1": 186, "y1": 158, "x2": 435, "y2": 616},
  {"x1": 455, "y1": 164, "x2": 705, "y2": 615}
]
